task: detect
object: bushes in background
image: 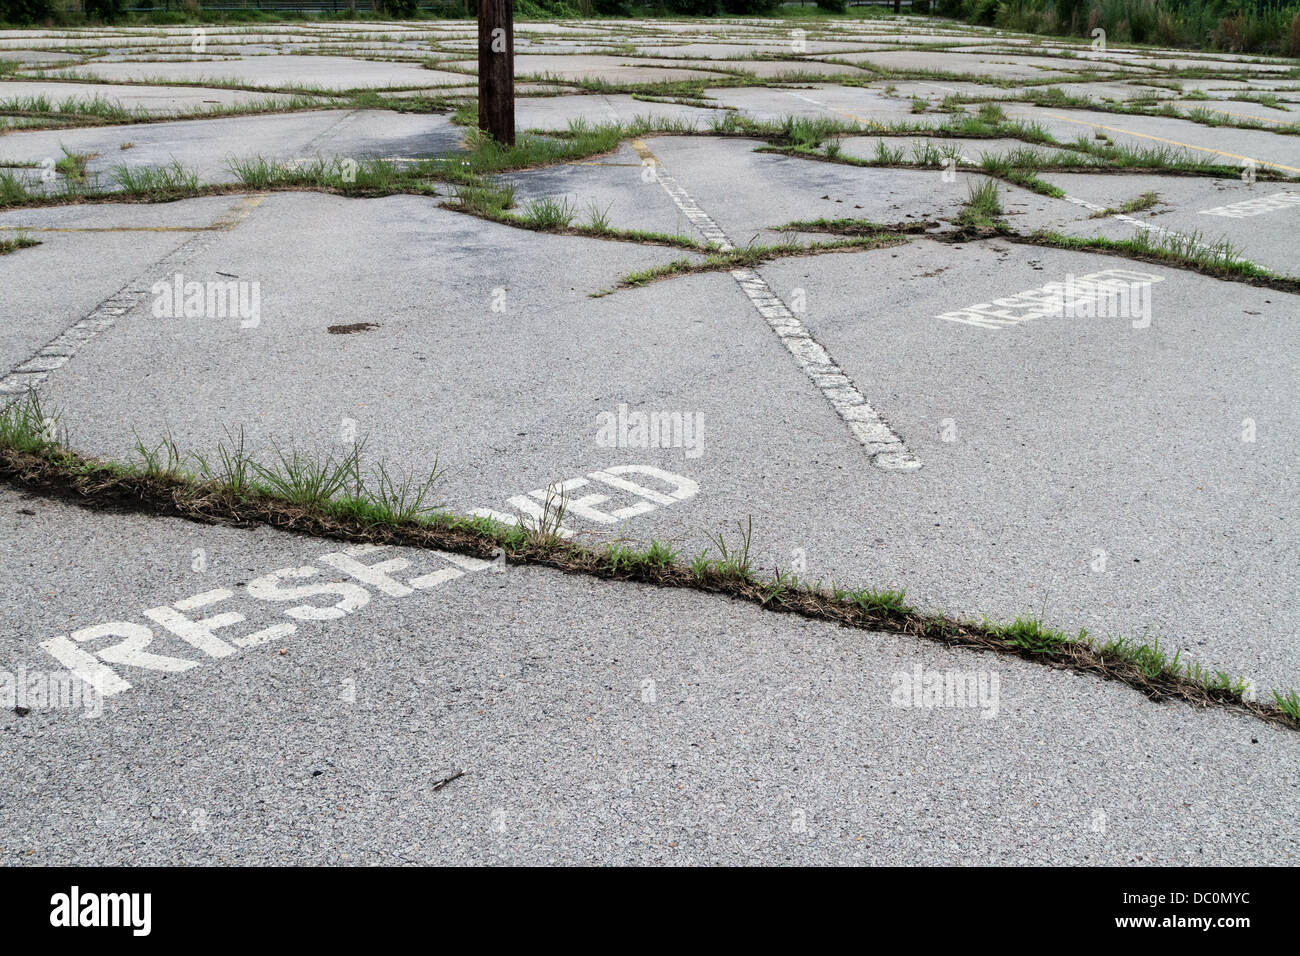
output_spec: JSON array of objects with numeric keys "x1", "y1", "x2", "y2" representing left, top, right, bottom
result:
[{"x1": 935, "y1": 0, "x2": 1300, "y2": 56}]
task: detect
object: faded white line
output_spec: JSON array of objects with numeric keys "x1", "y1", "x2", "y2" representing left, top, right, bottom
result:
[
  {"x1": 0, "y1": 194, "x2": 265, "y2": 397},
  {"x1": 1058, "y1": 192, "x2": 1208, "y2": 248},
  {"x1": 630, "y1": 138, "x2": 921, "y2": 471},
  {"x1": 1200, "y1": 190, "x2": 1300, "y2": 219}
]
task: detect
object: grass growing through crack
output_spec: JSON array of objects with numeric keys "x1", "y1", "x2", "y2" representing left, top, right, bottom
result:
[
  {"x1": 0, "y1": 392, "x2": 64, "y2": 453},
  {"x1": 1087, "y1": 191, "x2": 1161, "y2": 218},
  {"x1": 518, "y1": 196, "x2": 575, "y2": 229},
  {"x1": 0, "y1": 390, "x2": 1296, "y2": 733},
  {"x1": 584, "y1": 201, "x2": 614, "y2": 234},
  {"x1": 0, "y1": 231, "x2": 39, "y2": 255},
  {"x1": 954, "y1": 179, "x2": 1006, "y2": 234},
  {"x1": 111, "y1": 159, "x2": 201, "y2": 196},
  {"x1": 0, "y1": 92, "x2": 326, "y2": 133},
  {"x1": 449, "y1": 180, "x2": 516, "y2": 218},
  {"x1": 1025, "y1": 228, "x2": 1295, "y2": 288},
  {"x1": 599, "y1": 232, "x2": 911, "y2": 294},
  {"x1": 775, "y1": 217, "x2": 936, "y2": 237},
  {"x1": 226, "y1": 155, "x2": 407, "y2": 193},
  {"x1": 54, "y1": 146, "x2": 94, "y2": 184}
]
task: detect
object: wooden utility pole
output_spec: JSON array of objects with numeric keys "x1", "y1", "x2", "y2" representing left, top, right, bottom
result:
[{"x1": 477, "y1": 0, "x2": 515, "y2": 145}]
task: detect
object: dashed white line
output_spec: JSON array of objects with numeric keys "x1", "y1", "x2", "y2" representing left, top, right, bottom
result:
[
  {"x1": 0, "y1": 194, "x2": 265, "y2": 396},
  {"x1": 630, "y1": 138, "x2": 921, "y2": 471}
]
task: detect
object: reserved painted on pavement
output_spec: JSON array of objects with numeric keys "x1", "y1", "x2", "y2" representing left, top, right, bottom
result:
[
  {"x1": 1200, "y1": 191, "x2": 1300, "y2": 219},
  {"x1": 936, "y1": 269, "x2": 1164, "y2": 330},
  {"x1": 36, "y1": 464, "x2": 700, "y2": 700}
]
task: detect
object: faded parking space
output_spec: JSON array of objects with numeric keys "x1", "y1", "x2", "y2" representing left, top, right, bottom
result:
[{"x1": 2, "y1": 15, "x2": 1298, "y2": 867}]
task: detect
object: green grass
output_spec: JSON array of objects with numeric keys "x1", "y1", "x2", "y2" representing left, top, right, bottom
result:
[
  {"x1": 226, "y1": 155, "x2": 406, "y2": 193},
  {"x1": 111, "y1": 159, "x2": 201, "y2": 196},
  {"x1": 601, "y1": 232, "x2": 911, "y2": 294},
  {"x1": 988, "y1": 614, "x2": 1072, "y2": 655},
  {"x1": 1028, "y1": 228, "x2": 1289, "y2": 285},
  {"x1": 850, "y1": 587, "x2": 912, "y2": 615},
  {"x1": 449, "y1": 179, "x2": 517, "y2": 217},
  {"x1": 0, "y1": 92, "x2": 325, "y2": 133},
  {"x1": 517, "y1": 195, "x2": 575, "y2": 228},
  {"x1": 0, "y1": 392, "x2": 63, "y2": 454},
  {"x1": 0, "y1": 231, "x2": 39, "y2": 255},
  {"x1": 583, "y1": 200, "x2": 614, "y2": 234},
  {"x1": 54, "y1": 145, "x2": 94, "y2": 184},
  {"x1": 955, "y1": 179, "x2": 1005, "y2": 233},
  {"x1": 0, "y1": 170, "x2": 33, "y2": 206},
  {"x1": 452, "y1": 119, "x2": 631, "y2": 175},
  {"x1": 775, "y1": 217, "x2": 914, "y2": 236},
  {"x1": 1274, "y1": 690, "x2": 1300, "y2": 721},
  {"x1": 2, "y1": 390, "x2": 1297, "y2": 732},
  {"x1": 1088, "y1": 191, "x2": 1161, "y2": 218}
]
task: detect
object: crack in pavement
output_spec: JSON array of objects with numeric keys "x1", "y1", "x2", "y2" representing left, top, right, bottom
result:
[
  {"x1": 629, "y1": 137, "x2": 922, "y2": 471},
  {"x1": 1035, "y1": 110, "x2": 1300, "y2": 173}
]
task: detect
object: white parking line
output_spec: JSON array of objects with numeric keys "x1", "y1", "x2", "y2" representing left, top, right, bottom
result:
[
  {"x1": 1057, "y1": 192, "x2": 1208, "y2": 249},
  {"x1": 630, "y1": 139, "x2": 921, "y2": 471},
  {"x1": 0, "y1": 194, "x2": 266, "y2": 396}
]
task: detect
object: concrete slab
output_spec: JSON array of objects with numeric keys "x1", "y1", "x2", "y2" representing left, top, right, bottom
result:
[
  {"x1": 1005, "y1": 103, "x2": 1300, "y2": 174},
  {"x1": 498, "y1": 141, "x2": 698, "y2": 239},
  {"x1": 3, "y1": 16, "x2": 1298, "y2": 868},
  {"x1": 0, "y1": 80, "x2": 311, "y2": 114},
  {"x1": 637, "y1": 135, "x2": 972, "y2": 239},
  {"x1": 706, "y1": 83, "x2": 922, "y2": 125},
  {"x1": 510, "y1": 54, "x2": 727, "y2": 84},
  {"x1": 0, "y1": 110, "x2": 463, "y2": 190},
  {"x1": 514, "y1": 93, "x2": 723, "y2": 131},
  {"x1": 834, "y1": 49, "x2": 1123, "y2": 80},
  {"x1": 2, "y1": 487, "x2": 1296, "y2": 865},
  {"x1": 0, "y1": 199, "x2": 240, "y2": 371},
  {"x1": 1041, "y1": 170, "x2": 1300, "y2": 276},
  {"x1": 47, "y1": 55, "x2": 471, "y2": 91}
]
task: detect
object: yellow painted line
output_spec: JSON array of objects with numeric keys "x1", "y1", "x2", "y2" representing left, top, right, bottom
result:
[
  {"x1": 629, "y1": 138, "x2": 656, "y2": 162},
  {"x1": 569, "y1": 161, "x2": 642, "y2": 167},
  {"x1": 1039, "y1": 110, "x2": 1300, "y2": 173},
  {"x1": 208, "y1": 192, "x2": 268, "y2": 229},
  {"x1": 824, "y1": 106, "x2": 886, "y2": 130},
  {"x1": 1, "y1": 191, "x2": 269, "y2": 234}
]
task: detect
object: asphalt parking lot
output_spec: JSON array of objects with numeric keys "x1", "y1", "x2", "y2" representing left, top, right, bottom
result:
[{"x1": 1, "y1": 14, "x2": 1297, "y2": 865}]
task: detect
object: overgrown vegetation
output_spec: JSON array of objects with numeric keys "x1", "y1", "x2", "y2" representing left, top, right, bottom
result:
[
  {"x1": 1, "y1": 390, "x2": 1294, "y2": 732},
  {"x1": 934, "y1": 0, "x2": 1300, "y2": 57},
  {"x1": 1086, "y1": 191, "x2": 1161, "y2": 217},
  {"x1": 954, "y1": 178, "x2": 1006, "y2": 234},
  {"x1": 0, "y1": 230, "x2": 39, "y2": 254},
  {"x1": 1023, "y1": 227, "x2": 1300, "y2": 291}
]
